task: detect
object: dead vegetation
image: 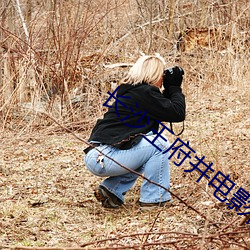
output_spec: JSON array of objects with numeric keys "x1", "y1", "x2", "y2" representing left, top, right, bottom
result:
[{"x1": 0, "y1": 0, "x2": 249, "y2": 249}]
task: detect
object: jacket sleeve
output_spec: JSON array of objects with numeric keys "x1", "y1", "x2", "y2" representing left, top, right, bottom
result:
[{"x1": 143, "y1": 86, "x2": 186, "y2": 122}]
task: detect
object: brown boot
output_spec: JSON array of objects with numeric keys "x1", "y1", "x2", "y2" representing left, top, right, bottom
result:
[{"x1": 94, "y1": 186, "x2": 123, "y2": 208}]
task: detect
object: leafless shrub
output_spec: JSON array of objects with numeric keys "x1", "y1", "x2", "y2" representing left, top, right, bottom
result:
[{"x1": 0, "y1": 0, "x2": 249, "y2": 131}]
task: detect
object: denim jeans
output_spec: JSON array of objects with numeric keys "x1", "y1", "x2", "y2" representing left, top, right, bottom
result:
[{"x1": 84, "y1": 134, "x2": 170, "y2": 203}]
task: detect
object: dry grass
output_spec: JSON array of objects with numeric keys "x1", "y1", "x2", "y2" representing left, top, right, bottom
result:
[
  {"x1": 0, "y1": 69, "x2": 249, "y2": 248},
  {"x1": 0, "y1": 79, "x2": 249, "y2": 249},
  {"x1": 0, "y1": 0, "x2": 249, "y2": 249}
]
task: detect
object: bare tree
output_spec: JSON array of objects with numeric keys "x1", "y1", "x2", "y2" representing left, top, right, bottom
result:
[
  {"x1": 147, "y1": 0, "x2": 153, "y2": 53},
  {"x1": 168, "y1": 0, "x2": 175, "y2": 42},
  {"x1": 0, "y1": 0, "x2": 15, "y2": 116},
  {"x1": 200, "y1": 0, "x2": 207, "y2": 27},
  {"x1": 13, "y1": 0, "x2": 38, "y2": 104}
]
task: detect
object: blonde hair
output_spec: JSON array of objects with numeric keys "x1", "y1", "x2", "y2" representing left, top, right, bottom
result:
[{"x1": 121, "y1": 54, "x2": 165, "y2": 85}]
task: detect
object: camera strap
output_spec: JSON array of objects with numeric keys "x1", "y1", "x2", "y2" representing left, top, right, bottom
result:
[{"x1": 170, "y1": 121, "x2": 185, "y2": 136}]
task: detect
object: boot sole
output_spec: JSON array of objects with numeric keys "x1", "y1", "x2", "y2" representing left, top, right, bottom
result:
[{"x1": 140, "y1": 200, "x2": 172, "y2": 211}]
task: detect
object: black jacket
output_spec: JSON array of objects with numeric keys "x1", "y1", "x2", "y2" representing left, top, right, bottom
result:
[{"x1": 88, "y1": 83, "x2": 185, "y2": 149}]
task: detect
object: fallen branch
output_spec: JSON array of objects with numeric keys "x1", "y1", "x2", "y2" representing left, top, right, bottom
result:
[
  {"x1": 1, "y1": 229, "x2": 249, "y2": 250},
  {"x1": 103, "y1": 63, "x2": 134, "y2": 68},
  {"x1": 0, "y1": 247, "x2": 85, "y2": 250},
  {"x1": 81, "y1": 229, "x2": 250, "y2": 248}
]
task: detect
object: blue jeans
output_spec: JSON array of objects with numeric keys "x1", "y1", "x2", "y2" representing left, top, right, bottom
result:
[{"x1": 84, "y1": 134, "x2": 170, "y2": 203}]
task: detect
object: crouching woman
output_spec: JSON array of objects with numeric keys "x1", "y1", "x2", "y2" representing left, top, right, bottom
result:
[{"x1": 84, "y1": 54, "x2": 185, "y2": 209}]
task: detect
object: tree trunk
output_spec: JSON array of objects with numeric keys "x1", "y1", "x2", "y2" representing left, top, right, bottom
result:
[
  {"x1": 147, "y1": 0, "x2": 153, "y2": 54},
  {"x1": 168, "y1": 0, "x2": 175, "y2": 42},
  {"x1": 200, "y1": 0, "x2": 207, "y2": 27},
  {"x1": 0, "y1": 0, "x2": 15, "y2": 113},
  {"x1": 13, "y1": 0, "x2": 38, "y2": 104}
]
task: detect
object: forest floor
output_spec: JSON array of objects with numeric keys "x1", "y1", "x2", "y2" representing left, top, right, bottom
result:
[{"x1": 0, "y1": 75, "x2": 249, "y2": 249}]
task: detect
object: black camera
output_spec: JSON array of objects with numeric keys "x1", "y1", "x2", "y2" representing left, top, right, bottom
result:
[
  {"x1": 163, "y1": 66, "x2": 184, "y2": 77},
  {"x1": 163, "y1": 66, "x2": 184, "y2": 87}
]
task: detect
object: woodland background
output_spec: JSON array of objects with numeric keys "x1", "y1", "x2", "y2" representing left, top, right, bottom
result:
[{"x1": 0, "y1": 0, "x2": 249, "y2": 249}]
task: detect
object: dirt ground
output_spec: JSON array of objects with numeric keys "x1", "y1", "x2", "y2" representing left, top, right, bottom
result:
[{"x1": 0, "y1": 81, "x2": 249, "y2": 249}]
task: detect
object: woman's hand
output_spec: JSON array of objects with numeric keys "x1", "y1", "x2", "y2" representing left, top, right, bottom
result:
[{"x1": 163, "y1": 66, "x2": 184, "y2": 88}]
